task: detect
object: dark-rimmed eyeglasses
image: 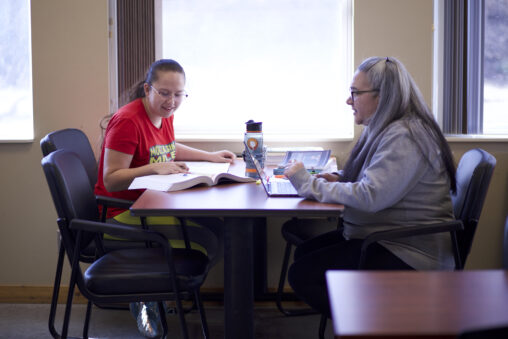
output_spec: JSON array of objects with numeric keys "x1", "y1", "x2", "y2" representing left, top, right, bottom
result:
[
  {"x1": 350, "y1": 89, "x2": 379, "y2": 103},
  {"x1": 150, "y1": 85, "x2": 188, "y2": 101}
]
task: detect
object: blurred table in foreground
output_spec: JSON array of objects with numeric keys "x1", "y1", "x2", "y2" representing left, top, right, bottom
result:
[{"x1": 326, "y1": 270, "x2": 508, "y2": 338}]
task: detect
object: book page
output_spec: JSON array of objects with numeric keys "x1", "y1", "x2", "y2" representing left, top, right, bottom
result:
[
  {"x1": 129, "y1": 173, "x2": 201, "y2": 191},
  {"x1": 128, "y1": 162, "x2": 254, "y2": 191},
  {"x1": 184, "y1": 161, "x2": 230, "y2": 176}
]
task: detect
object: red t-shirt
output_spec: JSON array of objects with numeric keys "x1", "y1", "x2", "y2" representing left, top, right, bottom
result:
[{"x1": 94, "y1": 98, "x2": 176, "y2": 218}]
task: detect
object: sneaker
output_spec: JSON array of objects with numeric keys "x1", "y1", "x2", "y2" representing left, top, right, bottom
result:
[
  {"x1": 164, "y1": 300, "x2": 177, "y2": 314},
  {"x1": 129, "y1": 302, "x2": 163, "y2": 338}
]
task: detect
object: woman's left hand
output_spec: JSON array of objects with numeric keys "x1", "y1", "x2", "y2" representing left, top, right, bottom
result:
[
  {"x1": 284, "y1": 161, "x2": 305, "y2": 177},
  {"x1": 208, "y1": 150, "x2": 237, "y2": 163}
]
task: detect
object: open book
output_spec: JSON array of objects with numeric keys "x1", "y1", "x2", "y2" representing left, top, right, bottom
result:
[{"x1": 128, "y1": 161, "x2": 255, "y2": 192}]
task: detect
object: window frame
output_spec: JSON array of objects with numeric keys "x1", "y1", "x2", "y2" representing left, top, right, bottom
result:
[
  {"x1": 0, "y1": 0, "x2": 34, "y2": 143},
  {"x1": 153, "y1": 0, "x2": 354, "y2": 143},
  {"x1": 434, "y1": 0, "x2": 508, "y2": 139}
]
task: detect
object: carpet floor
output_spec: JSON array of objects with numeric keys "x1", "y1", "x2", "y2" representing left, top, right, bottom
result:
[{"x1": 0, "y1": 303, "x2": 332, "y2": 338}]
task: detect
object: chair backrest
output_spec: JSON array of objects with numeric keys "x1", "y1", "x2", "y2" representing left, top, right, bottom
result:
[
  {"x1": 451, "y1": 148, "x2": 496, "y2": 267},
  {"x1": 459, "y1": 324, "x2": 508, "y2": 338},
  {"x1": 40, "y1": 128, "x2": 98, "y2": 188},
  {"x1": 41, "y1": 149, "x2": 100, "y2": 257},
  {"x1": 503, "y1": 216, "x2": 508, "y2": 269}
]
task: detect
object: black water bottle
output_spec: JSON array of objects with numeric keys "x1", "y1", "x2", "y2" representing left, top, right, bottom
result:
[{"x1": 244, "y1": 120, "x2": 264, "y2": 178}]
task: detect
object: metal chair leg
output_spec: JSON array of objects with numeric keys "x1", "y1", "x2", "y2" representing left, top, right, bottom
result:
[
  {"x1": 276, "y1": 241, "x2": 318, "y2": 316},
  {"x1": 61, "y1": 268, "x2": 78, "y2": 338},
  {"x1": 319, "y1": 314, "x2": 327, "y2": 339},
  {"x1": 194, "y1": 290, "x2": 210, "y2": 339},
  {"x1": 83, "y1": 301, "x2": 92, "y2": 339},
  {"x1": 49, "y1": 242, "x2": 65, "y2": 339},
  {"x1": 158, "y1": 302, "x2": 169, "y2": 339},
  {"x1": 175, "y1": 293, "x2": 189, "y2": 339}
]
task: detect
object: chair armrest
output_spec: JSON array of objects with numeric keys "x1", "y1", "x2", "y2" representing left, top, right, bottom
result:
[
  {"x1": 95, "y1": 195, "x2": 134, "y2": 210},
  {"x1": 95, "y1": 195, "x2": 134, "y2": 223},
  {"x1": 359, "y1": 220, "x2": 464, "y2": 269},
  {"x1": 68, "y1": 219, "x2": 187, "y2": 280},
  {"x1": 69, "y1": 218, "x2": 169, "y2": 250}
]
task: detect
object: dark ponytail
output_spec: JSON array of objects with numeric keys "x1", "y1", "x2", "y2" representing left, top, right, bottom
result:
[
  {"x1": 129, "y1": 59, "x2": 186, "y2": 101},
  {"x1": 101, "y1": 59, "x2": 186, "y2": 146}
]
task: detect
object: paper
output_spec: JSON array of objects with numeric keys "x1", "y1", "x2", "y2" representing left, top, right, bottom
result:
[
  {"x1": 128, "y1": 161, "x2": 254, "y2": 192},
  {"x1": 184, "y1": 161, "x2": 230, "y2": 176}
]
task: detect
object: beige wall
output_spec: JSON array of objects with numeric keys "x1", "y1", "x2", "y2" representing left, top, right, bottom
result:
[
  {"x1": 0, "y1": 0, "x2": 506, "y2": 292},
  {"x1": 0, "y1": 0, "x2": 109, "y2": 285}
]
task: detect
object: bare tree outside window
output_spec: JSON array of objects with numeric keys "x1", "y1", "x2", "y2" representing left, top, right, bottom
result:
[
  {"x1": 0, "y1": 0, "x2": 33, "y2": 141},
  {"x1": 483, "y1": 0, "x2": 508, "y2": 134}
]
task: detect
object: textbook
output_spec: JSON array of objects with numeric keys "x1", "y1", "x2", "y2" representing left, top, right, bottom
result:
[{"x1": 128, "y1": 161, "x2": 255, "y2": 192}]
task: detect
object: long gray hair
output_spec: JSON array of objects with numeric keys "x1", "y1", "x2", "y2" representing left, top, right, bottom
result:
[{"x1": 341, "y1": 57, "x2": 456, "y2": 192}]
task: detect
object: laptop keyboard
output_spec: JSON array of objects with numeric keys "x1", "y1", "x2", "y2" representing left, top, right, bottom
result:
[{"x1": 274, "y1": 181, "x2": 297, "y2": 194}]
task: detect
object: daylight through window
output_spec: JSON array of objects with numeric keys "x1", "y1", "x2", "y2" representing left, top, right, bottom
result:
[
  {"x1": 483, "y1": 0, "x2": 508, "y2": 135},
  {"x1": 157, "y1": 0, "x2": 353, "y2": 141},
  {"x1": 0, "y1": 0, "x2": 33, "y2": 141}
]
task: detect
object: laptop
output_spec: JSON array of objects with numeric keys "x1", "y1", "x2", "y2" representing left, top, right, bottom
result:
[{"x1": 244, "y1": 142, "x2": 299, "y2": 197}]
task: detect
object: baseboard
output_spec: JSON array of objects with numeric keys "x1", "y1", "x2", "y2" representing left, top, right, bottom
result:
[
  {"x1": 0, "y1": 286, "x2": 301, "y2": 305},
  {"x1": 0, "y1": 286, "x2": 88, "y2": 304},
  {"x1": 0, "y1": 286, "x2": 225, "y2": 304}
]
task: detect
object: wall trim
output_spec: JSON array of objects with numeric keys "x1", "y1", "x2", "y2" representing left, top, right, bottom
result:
[
  {"x1": 0, "y1": 286, "x2": 299, "y2": 304},
  {"x1": 0, "y1": 286, "x2": 87, "y2": 304}
]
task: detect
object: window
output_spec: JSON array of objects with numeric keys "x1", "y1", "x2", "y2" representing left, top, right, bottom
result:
[
  {"x1": 434, "y1": 0, "x2": 508, "y2": 136},
  {"x1": 483, "y1": 0, "x2": 508, "y2": 134},
  {"x1": 0, "y1": 0, "x2": 33, "y2": 142},
  {"x1": 156, "y1": 0, "x2": 353, "y2": 141}
]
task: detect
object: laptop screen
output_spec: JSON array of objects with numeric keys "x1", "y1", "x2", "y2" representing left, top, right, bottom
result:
[
  {"x1": 244, "y1": 142, "x2": 270, "y2": 186},
  {"x1": 244, "y1": 141, "x2": 299, "y2": 197}
]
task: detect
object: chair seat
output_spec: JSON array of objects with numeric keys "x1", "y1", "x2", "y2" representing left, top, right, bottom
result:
[
  {"x1": 282, "y1": 218, "x2": 338, "y2": 246},
  {"x1": 84, "y1": 247, "x2": 209, "y2": 295},
  {"x1": 81, "y1": 239, "x2": 147, "y2": 258}
]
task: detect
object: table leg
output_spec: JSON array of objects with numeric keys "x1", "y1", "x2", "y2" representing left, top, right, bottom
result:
[
  {"x1": 253, "y1": 217, "x2": 267, "y2": 298},
  {"x1": 224, "y1": 217, "x2": 254, "y2": 339}
]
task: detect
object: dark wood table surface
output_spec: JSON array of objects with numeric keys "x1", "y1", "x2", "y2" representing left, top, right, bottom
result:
[
  {"x1": 130, "y1": 160, "x2": 344, "y2": 339},
  {"x1": 326, "y1": 270, "x2": 508, "y2": 338}
]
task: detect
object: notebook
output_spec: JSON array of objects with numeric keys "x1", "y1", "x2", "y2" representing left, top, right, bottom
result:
[{"x1": 244, "y1": 142, "x2": 299, "y2": 197}]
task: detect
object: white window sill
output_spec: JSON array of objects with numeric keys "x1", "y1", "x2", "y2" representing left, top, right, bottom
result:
[
  {"x1": 176, "y1": 134, "x2": 354, "y2": 143},
  {"x1": 446, "y1": 134, "x2": 508, "y2": 142},
  {"x1": 0, "y1": 138, "x2": 34, "y2": 143}
]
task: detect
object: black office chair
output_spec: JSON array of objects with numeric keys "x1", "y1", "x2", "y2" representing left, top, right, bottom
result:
[
  {"x1": 41, "y1": 129, "x2": 144, "y2": 331},
  {"x1": 303, "y1": 148, "x2": 496, "y2": 339},
  {"x1": 42, "y1": 149, "x2": 211, "y2": 339},
  {"x1": 276, "y1": 217, "x2": 340, "y2": 316},
  {"x1": 40, "y1": 128, "x2": 134, "y2": 224},
  {"x1": 40, "y1": 128, "x2": 212, "y2": 335},
  {"x1": 40, "y1": 128, "x2": 217, "y2": 250},
  {"x1": 503, "y1": 215, "x2": 508, "y2": 269},
  {"x1": 41, "y1": 128, "x2": 98, "y2": 187},
  {"x1": 358, "y1": 148, "x2": 496, "y2": 269}
]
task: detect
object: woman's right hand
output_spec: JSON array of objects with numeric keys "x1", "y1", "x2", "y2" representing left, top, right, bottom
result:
[
  {"x1": 150, "y1": 161, "x2": 189, "y2": 175},
  {"x1": 104, "y1": 148, "x2": 190, "y2": 192}
]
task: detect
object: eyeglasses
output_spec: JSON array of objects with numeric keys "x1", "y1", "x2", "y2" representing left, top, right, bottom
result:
[
  {"x1": 150, "y1": 85, "x2": 188, "y2": 101},
  {"x1": 350, "y1": 89, "x2": 379, "y2": 103}
]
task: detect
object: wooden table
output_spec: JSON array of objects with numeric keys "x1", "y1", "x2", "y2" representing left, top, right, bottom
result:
[
  {"x1": 130, "y1": 161, "x2": 344, "y2": 339},
  {"x1": 326, "y1": 270, "x2": 508, "y2": 338}
]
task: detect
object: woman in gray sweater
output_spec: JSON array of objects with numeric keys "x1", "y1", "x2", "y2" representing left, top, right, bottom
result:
[{"x1": 284, "y1": 56, "x2": 456, "y2": 315}]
